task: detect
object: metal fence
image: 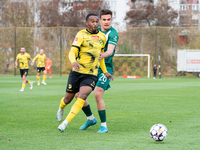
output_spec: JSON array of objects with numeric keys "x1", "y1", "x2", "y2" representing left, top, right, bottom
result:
[{"x1": 1, "y1": 26, "x2": 200, "y2": 77}]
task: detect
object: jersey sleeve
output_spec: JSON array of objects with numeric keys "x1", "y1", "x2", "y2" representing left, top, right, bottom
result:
[
  {"x1": 33, "y1": 54, "x2": 38, "y2": 63},
  {"x1": 27, "y1": 53, "x2": 30, "y2": 59},
  {"x1": 16, "y1": 54, "x2": 19, "y2": 60},
  {"x1": 72, "y1": 31, "x2": 83, "y2": 48},
  {"x1": 108, "y1": 31, "x2": 119, "y2": 46}
]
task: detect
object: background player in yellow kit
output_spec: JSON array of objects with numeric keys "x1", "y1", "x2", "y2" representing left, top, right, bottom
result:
[
  {"x1": 56, "y1": 13, "x2": 113, "y2": 132},
  {"x1": 15, "y1": 46, "x2": 33, "y2": 91},
  {"x1": 31, "y1": 49, "x2": 47, "y2": 85}
]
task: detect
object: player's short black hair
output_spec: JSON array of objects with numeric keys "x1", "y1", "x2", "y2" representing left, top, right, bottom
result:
[
  {"x1": 99, "y1": 9, "x2": 112, "y2": 18},
  {"x1": 86, "y1": 13, "x2": 98, "y2": 21}
]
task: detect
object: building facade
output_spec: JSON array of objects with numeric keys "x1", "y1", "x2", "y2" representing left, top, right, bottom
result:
[{"x1": 154, "y1": 0, "x2": 200, "y2": 26}]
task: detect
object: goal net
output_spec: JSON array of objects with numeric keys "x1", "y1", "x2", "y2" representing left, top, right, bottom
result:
[{"x1": 113, "y1": 54, "x2": 150, "y2": 78}]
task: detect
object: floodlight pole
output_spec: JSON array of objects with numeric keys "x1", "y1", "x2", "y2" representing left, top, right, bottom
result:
[
  {"x1": 14, "y1": 27, "x2": 16, "y2": 76},
  {"x1": 158, "y1": 55, "x2": 161, "y2": 79}
]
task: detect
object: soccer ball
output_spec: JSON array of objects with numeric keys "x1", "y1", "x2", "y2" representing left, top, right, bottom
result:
[{"x1": 150, "y1": 124, "x2": 168, "y2": 141}]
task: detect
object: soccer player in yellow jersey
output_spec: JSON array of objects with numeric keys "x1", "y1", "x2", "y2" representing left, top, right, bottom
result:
[
  {"x1": 79, "y1": 9, "x2": 119, "y2": 133},
  {"x1": 31, "y1": 49, "x2": 47, "y2": 85},
  {"x1": 15, "y1": 46, "x2": 33, "y2": 91},
  {"x1": 56, "y1": 13, "x2": 113, "y2": 132}
]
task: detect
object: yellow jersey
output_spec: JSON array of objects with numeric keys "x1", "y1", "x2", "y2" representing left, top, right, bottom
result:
[
  {"x1": 33, "y1": 54, "x2": 46, "y2": 67},
  {"x1": 70, "y1": 29, "x2": 106, "y2": 76},
  {"x1": 16, "y1": 53, "x2": 30, "y2": 69}
]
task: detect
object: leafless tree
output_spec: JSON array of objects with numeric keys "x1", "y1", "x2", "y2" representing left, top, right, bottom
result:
[
  {"x1": 1, "y1": 0, "x2": 35, "y2": 27},
  {"x1": 40, "y1": 0, "x2": 109, "y2": 27},
  {"x1": 125, "y1": 1, "x2": 178, "y2": 27}
]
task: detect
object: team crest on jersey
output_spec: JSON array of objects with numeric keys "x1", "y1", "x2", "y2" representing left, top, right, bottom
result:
[
  {"x1": 113, "y1": 36, "x2": 118, "y2": 42},
  {"x1": 91, "y1": 36, "x2": 99, "y2": 39},
  {"x1": 73, "y1": 38, "x2": 78, "y2": 44},
  {"x1": 68, "y1": 84, "x2": 72, "y2": 89},
  {"x1": 99, "y1": 39, "x2": 104, "y2": 46}
]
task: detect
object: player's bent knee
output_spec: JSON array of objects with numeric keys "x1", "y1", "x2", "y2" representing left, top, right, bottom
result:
[
  {"x1": 64, "y1": 96, "x2": 73, "y2": 104},
  {"x1": 75, "y1": 93, "x2": 79, "y2": 99}
]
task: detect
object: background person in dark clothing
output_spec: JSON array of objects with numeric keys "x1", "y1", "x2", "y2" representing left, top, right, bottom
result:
[{"x1": 153, "y1": 64, "x2": 157, "y2": 79}]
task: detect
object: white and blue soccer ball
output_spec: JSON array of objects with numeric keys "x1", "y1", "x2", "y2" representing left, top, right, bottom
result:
[{"x1": 150, "y1": 124, "x2": 168, "y2": 141}]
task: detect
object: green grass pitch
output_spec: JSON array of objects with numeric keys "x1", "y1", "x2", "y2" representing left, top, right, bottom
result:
[{"x1": 0, "y1": 75, "x2": 200, "y2": 150}]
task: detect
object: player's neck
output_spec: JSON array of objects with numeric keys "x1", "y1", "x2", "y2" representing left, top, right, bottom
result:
[
  {"x1": 86, "y1": 28, "x2": 98, "y2": 34},
  {"x1": 101, "y1": 26, "x2": 111, "y2": 32}
]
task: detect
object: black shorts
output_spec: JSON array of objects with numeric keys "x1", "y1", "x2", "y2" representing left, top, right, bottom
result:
[
  {"x1": 37, "y1": 67, "x2": 45, "y2": 73},
  {"x1": 20, "y1": 69, "x2": 29, "y2": 77},
  {"x1": 66, "y1": 70, "x2": 98, "y2": 93}
]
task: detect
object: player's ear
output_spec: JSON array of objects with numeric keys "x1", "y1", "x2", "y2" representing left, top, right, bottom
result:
[{"x1": 86, "y1": 21, "x2": 88, "y2": 26}]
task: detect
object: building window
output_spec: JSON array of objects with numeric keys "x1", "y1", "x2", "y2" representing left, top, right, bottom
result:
[
  {"x1": 192, "y1": 4, "x2": 195, "y2": 10},
  {"x1": 113, "y1": 11, "x2": 116, "y2": 17},
  {"x1": 183, "y1": 5, "x2": 186, "y2": 10},
  {"x1": 111, "y1": 1, "x2": 113, "y2": 6},
  {"x1": 114, "y1": 1, "x2": 116, "y2": 6},
  {"x1": 180, "y1": 5, "x2": 183, "y2": 10}
]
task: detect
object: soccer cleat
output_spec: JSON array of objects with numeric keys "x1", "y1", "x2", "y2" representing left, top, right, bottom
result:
[
  {"x1": 58, "y1": 120, "x2": 68, "y2": 133},
  {"x1": 30, "y1": 81, "x2": 34, "y2": 89},
  {"x1": 37, "y1": 82, "x2": 40, "y2": 85},
  {"x1": 42, "y1": 81, "x2": 47, "y2": 85},
  {"x1": 58, "y1": 124, "x2": 65, "y2": 133},
  {"x1": 97, "y1": 126, "x2": 108, "y2": 133},
  {"x1": 79, "y1": 118, "x2": 97, "y2": 130},
  {"x1": 50, "y1": 76, "x2": 52, "y2": 79},
  {"x1": 20, "y1": 88, "x2": 24, "y2": 92},
  {"x1": 56, "y1": 109, "x2": 64, "y2": 122}
]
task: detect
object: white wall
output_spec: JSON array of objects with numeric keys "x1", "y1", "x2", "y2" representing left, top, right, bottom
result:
[{"x1": 107, "y1": 0, "x2": 131, "y2": 28}]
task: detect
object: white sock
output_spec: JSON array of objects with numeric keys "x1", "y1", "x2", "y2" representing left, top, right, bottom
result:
[
  {"x1": 87, "y1": 114, "x2": 95, "y2": 121},
  {"x1": 101, "y1": 122, "x2": 107, "y2": 128}
]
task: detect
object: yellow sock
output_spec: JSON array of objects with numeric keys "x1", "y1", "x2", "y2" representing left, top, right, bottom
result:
[
  {"x1": 27, "y1": 81, "x2": 30, "y2": 84},
  {"x1": 59, "y1": 97, "x2": 68, "y2": 110},
  {"x1": 37, "y1": 76, "x2": 40, "y2": 83},
  {"x1": 22, "y1": 83, "x2": 26, "y2": 88},
  {"x1": 65, "y1": 98, "x2": 85, "y2": 123},
  {"x1": 43, "y1": 75, "x2": 46, "y2": 81}
]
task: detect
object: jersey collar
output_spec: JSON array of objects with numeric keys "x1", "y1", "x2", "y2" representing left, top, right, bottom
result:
[{"x1": 86, "y1": 28, "x2": 99, "y2": 34}]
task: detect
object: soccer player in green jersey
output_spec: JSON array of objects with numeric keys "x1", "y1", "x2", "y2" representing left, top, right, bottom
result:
[
  {"x1": 79, "y1": 9, "x2": 119, "y2": 133},
  {"x1": 56, "y1": 13, "x2": 113, "y2": 132}
]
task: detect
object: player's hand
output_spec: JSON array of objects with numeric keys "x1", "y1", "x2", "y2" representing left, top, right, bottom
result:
[
  {"x1": 31, "y1": 63, "x2": 33, "y2": 66},
  {"x1": 15, "y1": 65, "x2": 17, "y2": 69},
  {"x1": 104, "y1": 72, "x2": 114, "y2": 81},
  {"x1": 99, "y1": 52, "x2": 105, "y2": 61},
  {"x1": 72, "y1": 62, "x2": 81, "y2": 71}
]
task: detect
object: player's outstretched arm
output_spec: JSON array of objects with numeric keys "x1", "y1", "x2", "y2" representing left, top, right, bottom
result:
[
  {"x1": 29, "y1": 58, "x2": 33, "y2": 66},
  {"x1": 15, "y1": 59, "x2": 18, "y2": 68},
  {"x1": 99, "y1": 44, "x2": 116, "y2": 60}
]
